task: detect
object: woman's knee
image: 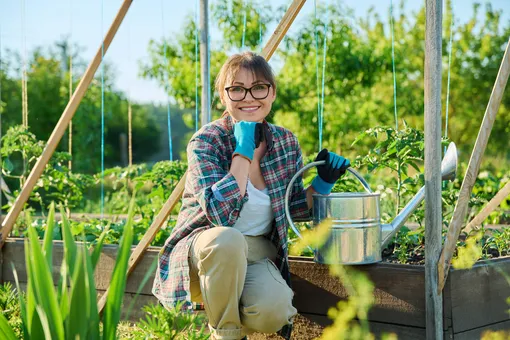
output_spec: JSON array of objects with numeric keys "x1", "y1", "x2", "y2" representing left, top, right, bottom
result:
[
  {"x1": 195, "y1": 227, "x2": 248, "y2": 262},
  {"x1": 240, "y1": 288, "x2": 297, "y2": 333}
]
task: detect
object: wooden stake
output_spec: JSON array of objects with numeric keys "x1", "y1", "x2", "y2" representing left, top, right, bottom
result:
[
  {"x1": 96, "y1": 0, "x2": 308, "y2": 314},
  {"x1": 0, "y1": 0, "x2": 134, "y2": 248},
  {"x1": 464, "y1": 181, "x2": 510, "y2": 233},
  {"x1": 424, "y1": 1, "x2": 443, "y2": 338},
  {"x1": 261, "y1": 0, "x2": 307, "y2": 60},
  {"x1": 438, "y1": 38, "x2": 510, "y2": 292}
]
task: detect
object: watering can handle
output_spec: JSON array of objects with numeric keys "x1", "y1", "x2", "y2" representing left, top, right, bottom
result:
[{"x1": 284, "y1": 161, "x2": 373, "y2": 240}]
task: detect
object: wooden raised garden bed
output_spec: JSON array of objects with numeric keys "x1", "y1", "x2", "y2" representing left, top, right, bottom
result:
[{"x1": 1, "y1": 239, "x2": 509, "y2": 339}]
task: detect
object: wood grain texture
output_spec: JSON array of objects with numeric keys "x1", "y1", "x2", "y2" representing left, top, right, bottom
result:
[
  {"x1": 289, "y1": 257, "x2": 428, "y2": 327},
  {"x1": 439, "y1": 37, "x2": 510, "y2": 290},
  {"x1": 0, "y1": 0, "x2": 135, "y2": 247},
  {"x1": 449, "y1": 258, "x2": 510, "y2": 333},
  {"x1": 260, "y1": 0, "x2": 307, "y2": 60},
  {"x1": 424, "y1": 0, "x2": 444, "y2": 338},
  {"x1": 454, "y1": 320, "x2": 510, "y2": 340},
  {"x1": 2, "y1": 239, "x2": 160, "y2": 296}
]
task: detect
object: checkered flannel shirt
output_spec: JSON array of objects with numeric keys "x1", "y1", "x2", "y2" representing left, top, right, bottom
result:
[{"x1": 152, "y1": 115, "x2": 310, "y2": 339}]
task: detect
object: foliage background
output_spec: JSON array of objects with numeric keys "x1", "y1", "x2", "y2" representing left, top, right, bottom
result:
[
  {"x1": 0, "y1": 0, "x2": 509, "y2": 218},
  {"x1": 1, "y1": 1, "x2": 508, "y2": 172}
]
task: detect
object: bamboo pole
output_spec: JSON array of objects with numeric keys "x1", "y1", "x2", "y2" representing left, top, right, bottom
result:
[
  {"x1": 438, "y1": 38, "x2": 510, "y2": 292},
  {"x1": 261, "y1": 0, "x2": 306, "y2": 60},
  {"x1": 0, "y1": 0, "x2": 134, "y2": 248},
  {"x1": 96, "y1": 0, "x2": 308, "y2": 314},
  {"x1": 464, "y1": 181, "x2": 510, "y2": 233},
  {"x1": 424, "y1": 0, "x2": 443, "y2": 338}
]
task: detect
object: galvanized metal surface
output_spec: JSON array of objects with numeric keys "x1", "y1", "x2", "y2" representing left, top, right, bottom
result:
[{"x1": 312, "y1": 193, "x2": 381, "y2": 264}]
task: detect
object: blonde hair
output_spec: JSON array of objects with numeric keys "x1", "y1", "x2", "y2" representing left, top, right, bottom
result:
[{"x1": 215, "y1": 51, "x2": 276, "y2": 105}]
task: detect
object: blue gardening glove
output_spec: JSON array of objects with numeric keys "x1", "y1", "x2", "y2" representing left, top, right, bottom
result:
[
  {"x1": 312, "y1": 148, "x2": 351, "y2": 194},
  {"x1": 233, "y1": 121, "x2": 264, "y2": 161}
]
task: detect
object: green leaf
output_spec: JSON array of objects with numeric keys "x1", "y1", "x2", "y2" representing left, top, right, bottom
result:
[
  {"x1": 84, "y1": 243, "x2": 100, "y2": 340},
  {"x1": 26, "y1": 227, "x2": 65, "y2": 340},
  {"x1": 66, "y1": 249, "x2": 89, "y2": 340},
  {"x1": 0, "y1": 312, "x2": 19, "y2": 340},
  {"x1": 23, "y1": 240, "x2": 45, "y2": 340},
  {"x1": 10, "y1": 265, "x2": 28, "y2": 339},
  {"x1": 2, "y1": 158, "x2": 14, "y2": 173},
  {"x1": 43, "y1": 202, "x2": 56, "y2": 269},
  {"x1": 57, "y1": 262, "x2": 69, "y2": 323},
  {"x1": 60, "y1": 206, "x2": 77, "y2": 275},
  {"x1": 409, "y1": 161, "x2": 421, "y2": 173},
  {"x1": 35, "y1": 305, "x2": 53, "y2": 340},
  {"x1": 102, "y1": 197, "x2": 135, "y2": 340},
  {"x1": 91, "y1": 223, "x2": 111, "y2": 271}
]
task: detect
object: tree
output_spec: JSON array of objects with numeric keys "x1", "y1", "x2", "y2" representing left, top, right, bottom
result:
[
  {"x1": 273, "y1": 0, "x2": 510, "y2": 167},
  {"x1": 0, "y1": 40, "x2": 163, "y2": 173},
  {"x1": 140, "y1": 0, "x2": 277, "y2": 130}
]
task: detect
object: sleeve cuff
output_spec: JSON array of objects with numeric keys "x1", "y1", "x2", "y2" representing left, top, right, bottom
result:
[
  {"x1": 211, "y1": 173, "x2": 243, "y2": 203},
  {"x1": 311, "y1": 176, "x2": 334, "y2": 195}
]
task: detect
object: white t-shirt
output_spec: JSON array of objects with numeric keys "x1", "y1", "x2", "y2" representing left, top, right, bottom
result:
[{"x1": 232, "y1": 180, "x2": 274, "y2": 236}]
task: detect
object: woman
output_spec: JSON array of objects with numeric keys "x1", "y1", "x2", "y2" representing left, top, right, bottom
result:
[{"x1": 153, "y1": 51, "x2": 350, "y2": 340}]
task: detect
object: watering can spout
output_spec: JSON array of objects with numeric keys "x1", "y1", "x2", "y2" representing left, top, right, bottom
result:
[{"x1": 381, "y1": 142, "x2": 458, "y2": 248}]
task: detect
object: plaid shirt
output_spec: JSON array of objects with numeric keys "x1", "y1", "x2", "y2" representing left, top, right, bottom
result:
[{"x1": 153, "y1": 115, "x2": 310, "y2": 339}]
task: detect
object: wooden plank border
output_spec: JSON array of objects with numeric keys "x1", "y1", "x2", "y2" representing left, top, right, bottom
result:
[
  {"x1": 439, "y1": 38, "x2": 510, "y2": 290},
  {"x1": 2, "y1": 241, "x2": 509, "y2": 338}
]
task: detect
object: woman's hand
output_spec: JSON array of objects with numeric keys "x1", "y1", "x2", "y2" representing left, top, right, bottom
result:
[
  {"x1": 233, "y1": 121, "x2": 264, "y2": 161},
  {"x1": 311, "y1": 148, "x2": 351, "y2": 195}
]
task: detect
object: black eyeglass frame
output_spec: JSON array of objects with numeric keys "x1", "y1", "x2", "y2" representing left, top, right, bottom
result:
[{"x1": 224, "y1": 84, "x2": 272, "y2": 102}]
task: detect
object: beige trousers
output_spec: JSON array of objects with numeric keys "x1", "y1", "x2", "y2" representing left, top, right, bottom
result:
[{"x1": 189, "y1": 227, "x2": 297, "y2": 340}]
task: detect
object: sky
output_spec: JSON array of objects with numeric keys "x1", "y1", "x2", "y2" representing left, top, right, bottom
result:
[{"x1": 1, "y1": 0, "x2": 509, "y2": 104}]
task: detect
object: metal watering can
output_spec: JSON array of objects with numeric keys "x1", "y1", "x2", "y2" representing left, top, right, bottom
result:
[{"x1": 284, "y1": 142, "x2": 458, "y2": 265}]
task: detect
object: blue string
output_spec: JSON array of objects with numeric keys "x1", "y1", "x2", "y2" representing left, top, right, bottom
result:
[
  {"x1": 442, "y1": 2, "x2": 455, "y2": 189},
  {"x1": 319, "y1": 9, "x2": 329, "y2": 151},
  {"x1": 390, "y1": 0, "x2": 405, "y2": 211},
  {"x1": 100, "y1": 0, "x2": 105, "y2": 219},
  {"x1": 241, "y1": 8, "x2": 247, "y2": 50},
  {"x1": 390, "y1": 0, "x2": 398, "y2": 131},
  {"x1": 313, "y1": 0, "x2": 321, "y2": 152},
  {"x1": 259, "y1": 14, "x2": 262, "y2": 47},
  {"x1": 195, "y1": 0, "x2": 199, "y2": 132},
  {"x1": 161, "y1": 0, "x2": 173, "y2": 160}
]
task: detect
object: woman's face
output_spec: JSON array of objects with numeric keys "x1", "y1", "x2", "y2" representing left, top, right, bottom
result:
[{"x1": 222, "y1": 67, "x2": 276, "y2": 123}]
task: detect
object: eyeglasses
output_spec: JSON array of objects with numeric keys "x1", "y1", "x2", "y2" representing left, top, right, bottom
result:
[{"x1": 224, "y1": 84, "x2": 272, "y2": 102}]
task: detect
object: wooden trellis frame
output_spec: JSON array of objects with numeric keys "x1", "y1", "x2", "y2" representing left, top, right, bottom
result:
[
  {"x1": 438, "y1": 38, "x2": 510, "y2": 292},
  {"x1": 464, "y1": 181, "x2": 510, "y2": 233}
]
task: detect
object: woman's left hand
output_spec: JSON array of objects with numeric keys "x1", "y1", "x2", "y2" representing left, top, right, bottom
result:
[{"x1": 311, "y1": 149, "x2": 350, "y2": 195}]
